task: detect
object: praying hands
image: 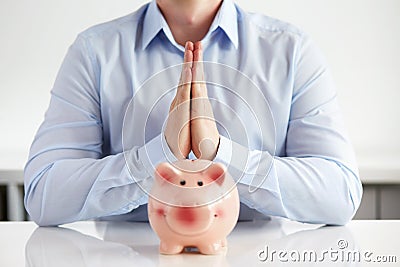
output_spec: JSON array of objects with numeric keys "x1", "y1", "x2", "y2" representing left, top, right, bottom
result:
[{"x1": 164, "y1": 41, "x2": 220, "y2": 160}]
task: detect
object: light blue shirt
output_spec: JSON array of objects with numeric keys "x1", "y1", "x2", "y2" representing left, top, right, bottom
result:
[{"x1": 24, "y1": 0, "x2": 362, "y2": 226}]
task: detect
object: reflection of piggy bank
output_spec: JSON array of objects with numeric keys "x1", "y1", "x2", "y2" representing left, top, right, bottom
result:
[{"x1": 148, "y1": 160, "x2": 240, "y2": 255}]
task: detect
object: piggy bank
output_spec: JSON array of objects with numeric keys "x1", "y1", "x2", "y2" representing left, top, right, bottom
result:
[{"x1": 148, "y1": 160, "x2": 240, "y2": 255}]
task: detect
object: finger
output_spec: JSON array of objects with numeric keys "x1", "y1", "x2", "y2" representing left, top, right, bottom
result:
[
  {"x1": 182, "y1": 41, "x2": 194, "y2": 78},
  {"x1": 176, "y1": 42, "x2": 194, "y2": 103},
  {"x1": 184, "y1": 41, "x2": 194, "y2": 64},
  {"x1": 192, "y1": 41, "x2": 207, "y2": 98},
  {"x1": 193, "y1": 41, "x2": 202, "y2": 62},
  {"x1": 176, "y1": 67, "x2": 192, "y2": 104},
  {"x1": 192, "y1": 41, "x2": 204, "y2": 82}
]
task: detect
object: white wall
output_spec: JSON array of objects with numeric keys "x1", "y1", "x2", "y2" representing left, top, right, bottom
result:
[{"x1": 1, "y1": 0, "x2": 399, "y2": 169}]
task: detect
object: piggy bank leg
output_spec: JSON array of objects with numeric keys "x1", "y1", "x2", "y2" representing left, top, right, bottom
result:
[
  {"x1": 159, "y1": 241, "x2": 184, "y2": 255},
  {"x1": 221, "y1": 238, "x2": 227, "y2": 247},
  {"x1": 198, "y1": 240, "x2": 226, "y2": 255}
]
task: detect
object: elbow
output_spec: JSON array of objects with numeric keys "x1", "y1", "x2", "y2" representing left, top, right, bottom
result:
[
  {"x1": 326, "y1": 202, "x2": 356, "y2": 226},
  {"x1": 25, "y1": 191, "x2": 59, "y2": 227},
  {"x1": 26, "y1": 205, "x2": 61, "y2": 227},
  {"x1": 326, "y1": 172, "x2": 363, "y2": 226},
  {"x1": 303, "y1": 194, "x2": 360, "y2": 226},
  {"x1": 24, "y1": 170, "x2": 61, "y2": 227},
  {"x1": 344, "y1": 168, "x2": 363, "y2": 224},
  {"x1": 297, "y1": 199, "x2": 357, "y2": 226},
  {"x1": 299, "y1": 169, "x2": 363, "y2": 226},
  {"x1": 28, "y1": 211, "x2": 54, "y2": 227},
  {"x1": 24, "y1": 176, "x2": 44, "y2": 226}
]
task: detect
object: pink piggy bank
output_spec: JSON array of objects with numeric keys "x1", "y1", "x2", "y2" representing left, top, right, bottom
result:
[{"x1": 148, "y1": 159, "x2": 240, "y2": 255}]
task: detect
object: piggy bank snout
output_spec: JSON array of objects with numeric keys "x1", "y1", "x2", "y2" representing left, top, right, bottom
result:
[
  {"x1": 166, "y1": 206, "x2": 215, "y2": 236},
  {"x1": 173, "y1": 193, "x2": 210, "y2": 207}
]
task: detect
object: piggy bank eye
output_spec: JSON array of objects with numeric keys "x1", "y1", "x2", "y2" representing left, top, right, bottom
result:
[
  {"x1": 180, "y1": 180, "x2": 186, "y2": 186},
  {"x1": 197, "y1": 180, "x2": 203, "y2": 186}
]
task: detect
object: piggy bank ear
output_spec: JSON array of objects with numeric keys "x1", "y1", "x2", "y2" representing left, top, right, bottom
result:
[
  {"x1": 203, "y1": 162, "x2": 226, "y2": 186},
  {"x1": 155, "y1": 162, "x2": 179, "y2": 183}
]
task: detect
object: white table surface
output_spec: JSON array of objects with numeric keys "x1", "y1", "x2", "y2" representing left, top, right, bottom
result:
[{"x1": 0, "y1": 218, "x2": 399, "y2": 267}]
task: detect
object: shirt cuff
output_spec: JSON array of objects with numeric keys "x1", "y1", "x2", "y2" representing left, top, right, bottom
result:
[
  {"x1": 214, "y1": 135, "x2": 233, "y2": 165},
  {"x1": 138, "y1": 133, "x2": 178, "y2": 177}
]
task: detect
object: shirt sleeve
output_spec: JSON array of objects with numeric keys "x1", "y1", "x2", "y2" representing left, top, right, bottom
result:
[
  {"x1": 214, "y1": 34, "x2": 363, "y2": 225},
  {"x1": 24, "y1": 35, "x2": 177, "y2": 226}
]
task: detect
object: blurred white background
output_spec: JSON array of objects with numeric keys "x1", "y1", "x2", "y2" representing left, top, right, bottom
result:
[{"x1": 0, "y1": 0, "x2": 399, "y2": 169}]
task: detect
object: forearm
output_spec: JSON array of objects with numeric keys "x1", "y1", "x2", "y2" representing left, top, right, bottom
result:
[
  {"x1": 24, "y1": 150, "x2": 147, "y2": 226},
  {"x1": 273, "y1": 156, "x2": 361, "y2": 225},
  {"x1": 215, "y1": 136, "x2": 362, "y2": 225},
  {"x1": 25, "y1": 130, "x2": 177, "y2": 226}
]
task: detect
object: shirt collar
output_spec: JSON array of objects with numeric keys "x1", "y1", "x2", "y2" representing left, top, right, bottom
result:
[
  {"x1": 142, "y1": 0, "x2": 239, "y2": 50},
  {"x1": 209, "y1": 0, "x2": 239, "y2": 49},
  {"x1": 141, "y1": 0, "x2": 165, "y2": 50}
]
